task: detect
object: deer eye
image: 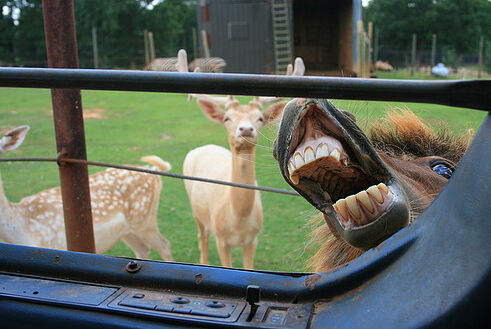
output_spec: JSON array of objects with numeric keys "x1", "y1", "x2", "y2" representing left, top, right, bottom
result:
[
  {"x1": 223, "y1": 117, "x2": 230, "y2": 122},
  {"x1": 431, "y1": 161, "x2": 454, "y2": 179},
  {"x1": 258, "y1": 117, "x2": 264, "y2": 123}
]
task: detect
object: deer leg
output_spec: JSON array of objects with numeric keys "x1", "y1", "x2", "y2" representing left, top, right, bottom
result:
[
  {"x1": 141, "y1": 230, "x2": 173, "y2": 262},
  {"x1": 122, "y1": 233, "x2": 151, "y2": 259},
  {"x1": 242, "y1": 238, "x2": 257, "y2": 270},
  {"x1": 216, "y1": 238, "x2": 232, "y2": 268},
  {"x1": 197, "y1": 222, "x2": 210, "y2": 265}
]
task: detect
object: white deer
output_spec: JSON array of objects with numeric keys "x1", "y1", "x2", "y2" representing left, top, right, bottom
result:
[
  {"x1": 181, "y1": 53, "x2": 305, "y2": 268},
  {"x1": 0, "y1": 125, "x2": 173, "y2": 261}
]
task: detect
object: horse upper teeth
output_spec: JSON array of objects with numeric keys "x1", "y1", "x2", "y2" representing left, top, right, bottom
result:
[
  {"x1": 316, "y1": 143, "x2": 329, "y2": 158},
  {"x1": 290, "y1": 174, "x2": 300, "y2": 185},
  {"x1": 294, "y1": 153, "x2": 304, "y2": 168},
  {"x1": 328, "y1": 148, "x2": 341, "y2": 162},
  {"x1": 288, "y1": 143, "x2": 349, "y2": 182},
  {"x1": 304, "y1": 147, "x2": 315, "y2": 164},
  {"x1": 367, "y1": 185, "x2": 384, "y2": 203},
  {"x1": 288, "y1": 161, "x2": 295, "y2": 173}
]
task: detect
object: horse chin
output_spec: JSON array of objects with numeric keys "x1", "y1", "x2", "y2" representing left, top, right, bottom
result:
[{"x1": 275, "y1": 98, "x2": 411, "y2": 250}]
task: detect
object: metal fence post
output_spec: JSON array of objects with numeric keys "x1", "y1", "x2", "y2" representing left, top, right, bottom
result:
[{"x1": 42, "y1": 0, "x2": 95, "y2": 253}]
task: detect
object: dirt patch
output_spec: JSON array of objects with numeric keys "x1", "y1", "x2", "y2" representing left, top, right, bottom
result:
[
  {"x1": 83, "y1": 108, "x2": 108, "y2": 119},
  {"x1": 161, "y1": 133, "x2": 172, "y2": 141},
  {"x1": 457, "y1": 68, "x2": 490, "y2": 78}
]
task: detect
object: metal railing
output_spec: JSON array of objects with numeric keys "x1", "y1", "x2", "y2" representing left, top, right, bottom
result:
[{"x1": 1, "y1": 67, "x2": 489, "y2": 111}]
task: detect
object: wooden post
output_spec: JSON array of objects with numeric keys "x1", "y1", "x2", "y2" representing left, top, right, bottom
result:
[
  {"x1": 42, "y1": 0, "x2": 95, "y2": 253},
  {"x1": 431, "y1": 34, "x2": 436, "y2": 68},
  {"x1": 374, "y1": 29, "x2": 379, "y2": 65},
  {"x1": 368, "y1": 22, "x2": 373, "y2": 75},
  {"x1": 411, "y1": 33, "x2": 417, "y2": 76},
  {"x1": 478, "y1": 37, "x2": 484, "y2": 79},
  {"x1": 365, "y1": 36, "x2": 370, "y2": 77},
  {"x1": 91, "y1": 27, "x2": 98, "y2": 69},
  {"x1": 144, "y1": 29, "x2": 150, "y2": 64},
  {"x1": 148, "y1": 31, "x2": 156, "y2": 61},
  {"x1": 201, "y1": 29, "x2": 210, "y2": 58},
  {"x1": 192, "y1": 27, "x2": 198, "y2": 60},
  {"x1": 357, "y1": 20, "x2": 363, "y2": 77}
]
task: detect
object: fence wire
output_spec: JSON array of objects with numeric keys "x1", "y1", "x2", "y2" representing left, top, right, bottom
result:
[{"x1": 0, "y1": 156, "x2": 300, "y2": 197}]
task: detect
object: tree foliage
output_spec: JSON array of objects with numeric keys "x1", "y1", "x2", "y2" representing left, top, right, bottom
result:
[
  {"x1": 364, "y1": 0, "x2": 491, "y2": 56},
  {"x1": 0, "y1": 0, "x2": 197, "y2": 68}
]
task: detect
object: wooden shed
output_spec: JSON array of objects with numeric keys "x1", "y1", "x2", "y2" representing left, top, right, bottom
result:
[{"x1": 197, "y1": 0, "x2": 362, "y2": 76}]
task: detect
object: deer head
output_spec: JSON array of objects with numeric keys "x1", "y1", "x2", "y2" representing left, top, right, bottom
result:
[
  {"x1": 176, "y1": 48, "x2": 306, "y2": 151},
  {"x1": 195, "y1": 96, "x2": 287, "y2": 151}
]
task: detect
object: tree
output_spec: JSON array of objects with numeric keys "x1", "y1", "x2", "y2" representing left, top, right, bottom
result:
[
  {"x1": 74, "y1": 0, "x2": 148, "y2": 68},
  {"x1": 74, "y1": 0, "x2": 197, "y2": 68},
  {"x1": 364, "y1": 0, "x2": 491, "y2": 66},
  {"x1": 0, "y1": 0, "x2": 16, "y2": 65},
  {"x1": 0, "y1": 0, "x2": 197, "y2": 68},
  {"x1": 12, "y1": 0, "x2": 46, "y2": 66},
  {"x1": 433, "y1": 0, "x2": 490, "y2": 54},
  {"x1": 364, "y1": 0, "x2": 437, "y2": 51},
  {"x1": 143, "y1": 0, "x2": 197, "y2": 59}
]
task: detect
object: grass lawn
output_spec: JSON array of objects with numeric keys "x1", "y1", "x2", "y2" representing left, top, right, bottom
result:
[{"x1": 0, "y1": 76, "x2": 487, "y2": 272}]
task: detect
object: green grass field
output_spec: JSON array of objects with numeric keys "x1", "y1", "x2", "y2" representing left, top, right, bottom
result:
[{"x1": 0, "y1": 78, "x2": 487, "y2": 272}]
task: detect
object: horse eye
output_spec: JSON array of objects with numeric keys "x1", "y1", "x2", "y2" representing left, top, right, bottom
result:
[
  {"x1": 258, "y1": 117, "x2": 264, "y2": 122},
  {"x1": 431, "y1": 162, "x2": 454, "y2": 179},
  {"x1": 223, "y1": 117, "x2": 230, "y2": 122}
]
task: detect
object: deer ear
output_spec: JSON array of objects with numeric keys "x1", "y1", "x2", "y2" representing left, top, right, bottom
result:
[
  {"x1": 0, "y1": 125, "x2": 30, "y2": 152},
  {"x1": 197, "y1": 99, "x2": 226, "y2": 124},
  {"x1": 263, "y1": 102, "x2": 287, "y2": 126}
]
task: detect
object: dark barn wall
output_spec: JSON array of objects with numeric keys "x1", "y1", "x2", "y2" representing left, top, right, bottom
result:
[
  {"x1": 199, "y1": 0, "x2": 274, "y2": 74},
  {"x1": 197, "y1": 0, "x2": 360, "y2": 75},
  {"x1": 293, "y1": 0, "x2": 356, "y2": 75},
  {"x1": 293, "y1": 1, "x2": 340, "y2": 70},
  {"x1": 339, "y1": 0, "x2": 355, "y2": 73}
]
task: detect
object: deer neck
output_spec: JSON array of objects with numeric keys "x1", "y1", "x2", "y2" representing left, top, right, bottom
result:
[
  {"x1": 229, "y1": 146, "x2": 257, "y2": 216},
  {"x1": 0, "y1": 171, "x2": 26, "y2": 244},
  {"x1": 0, "y1": 173, "x2": 11, "y2": 216}
]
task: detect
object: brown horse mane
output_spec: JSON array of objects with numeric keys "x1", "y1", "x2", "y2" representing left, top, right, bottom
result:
[
  {"x1": 306, "y1": 110, "x2": 473, "y2": 272},
  {"x1": 369, "y1": 109, "x2": 472, "y2": 163}
]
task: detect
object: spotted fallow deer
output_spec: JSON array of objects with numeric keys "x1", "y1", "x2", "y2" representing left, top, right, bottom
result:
[
  {"x1": 0, "y1": 125, "x2": 173, "y2": 261},
  {"x1": 273, "y1": 99, "x2": 471, "y2": 272},
  {"x1": 181, "y1": 53, "x2": 305, "y2": 269}
]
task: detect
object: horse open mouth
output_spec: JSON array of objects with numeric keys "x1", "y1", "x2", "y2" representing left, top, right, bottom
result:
[
  {"x1": 275, "y1": 99, "x2": 410, "y2": 249},
  {"x1": 287, "y1": 105, "x2": 395, "y2": 229}
]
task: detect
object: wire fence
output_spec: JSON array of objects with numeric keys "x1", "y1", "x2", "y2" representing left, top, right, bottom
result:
[{"x1": 0, "y1": 156, "x2": 300, "y2": 197}]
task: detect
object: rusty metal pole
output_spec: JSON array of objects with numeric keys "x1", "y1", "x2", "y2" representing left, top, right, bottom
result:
[{"x1": 42, "y1": 0, "x2": 95, "y2": 253}]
